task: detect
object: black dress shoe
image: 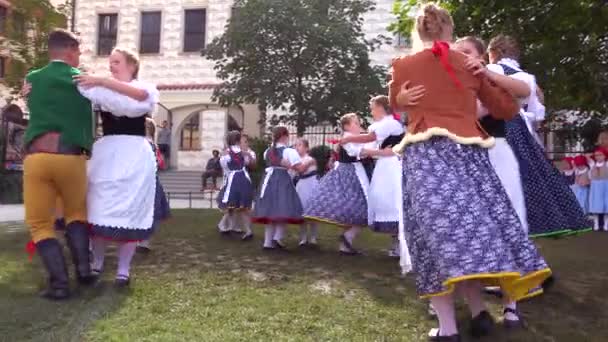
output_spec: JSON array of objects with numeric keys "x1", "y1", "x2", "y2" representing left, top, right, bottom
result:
[
  {"x1": 428, "y1": 329, "x2": 461, "y2": 342},
  {"x1": 114, "y1": 276, "x2": 130, "y2": 288},
  {"x1": 470, "y1": 310, "x2": 495, "y2": 338},
  {"x1": 136, "y1": 245, "x2": 152, "y2": 254},
  {"x1": 273, "y1": 240, "x2": 288, "y2": 250},
  {"x1": 541, "y1": 275, "x2": 555, "y2": 293},
  {"x1": 339, "y1": 249, "x2": 362, "y2": 256},
  {"x1": 503, "y1": 308, "x2": 524, "y2": 330},
  {"x1": 242, "y1": 233, "x2": 254, "y2": 241}
]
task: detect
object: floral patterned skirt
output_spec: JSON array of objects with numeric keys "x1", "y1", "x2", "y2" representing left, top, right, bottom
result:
[
  {"x1": 304, "y1": 163, "x2": 368, "y2": 227},
  {"x1": 401, "y1": 137, "x2": 551, "y2": 300},
  {"x1": 506, "y1": 114, "x2": 592, "y2": 237}
]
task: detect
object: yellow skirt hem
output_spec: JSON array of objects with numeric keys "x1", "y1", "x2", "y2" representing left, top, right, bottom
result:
[{"x1": 419, "y1": 268, "x2": 552, "y2": 302}]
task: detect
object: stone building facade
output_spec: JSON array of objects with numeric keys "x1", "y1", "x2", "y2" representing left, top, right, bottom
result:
[{"x1": 74, "y1": 0, "x2": 410, "y2": 170}]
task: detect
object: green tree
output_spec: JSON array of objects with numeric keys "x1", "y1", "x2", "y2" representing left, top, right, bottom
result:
[
  {"x1": 1, "y1": 0, "x2": 67, "y2": 100},
  {"x1": 390, "y1": 0, "x2": 608, "y2": 118},
  {"x1": 203, "y1": 0, "x2": 387, "y2": 135}
]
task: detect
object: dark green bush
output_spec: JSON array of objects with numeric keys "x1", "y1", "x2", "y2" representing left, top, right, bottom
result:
[
  {"x1": 0, "y1": 171, "x2": 23, "y2": 204},
  {"x1": 248, "y1": 136, "x2": 270, "y2": 188},
  {"x1": 309, "y1": 145, "x2": 332, "y2": 176}
]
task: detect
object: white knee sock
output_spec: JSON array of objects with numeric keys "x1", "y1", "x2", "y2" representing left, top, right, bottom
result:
[
  {"x1": 344, "y1": 226, "x2": 360, "y2": 245},
  {"x1": 264, "y1": 225, "x2": 275, "y2": 248},
  {"x1": 593, "y1": 215, "x2": 600, "y2": 231},
  {"x1": 117, "y1": 242, "x2": 137, "y2": 278},
  {"x1": 299, "y1": 224, "x2": 308, "y2": 244},
  {"x1": 138, "y1": 239, "x2": 150, "y2": 248},
  {"x1": 603, "y1": 214, "x2": 608, "y2": 231},
  {"x1": 273, "y1": 224, "x2": 286, "y2": 242},
  {"x1": 430, "y1": 294, "x2": 458, "y2": 336},
  {"x1": 460, "y1": 281, "x2": 487, "y2": 318},
  {"x1": 309, "y1": 223, "x2": 318, "y2": 243},
  {"x1": 504, "y1": 301, "x2": 519, "y2": 321},
  {"x1": 218, "y1": 213, "x2": 229, "y2": 232},
  {"x1": 240, "y1": 212, "x2": 252, "y2": 235},
  {"x1": 91, "y1": 237, "x2": 107, "y2": 271}
]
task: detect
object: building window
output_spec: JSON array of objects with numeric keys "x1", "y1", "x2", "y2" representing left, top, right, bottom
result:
[
  {"x1": 396, "y1": 33, "x2": 411, "y2": 48},
  {"x1": 180, "y1": 113, "x2": 200, "y2": 151},
  {"x1": 183, "y1": 9, "x2": 206, "y2": 53},
  {"x1": 98, "y1": 14, "x2": 118, "y2": 56},
  {"x1": 0, "y1": 7, "x2": 7, "y2": 35},
  {"x1": 140, "y1": 11, "x2": 161, "y2": 54},
  {"x1": 0, "y1": 57, "x2": 5, "y2": 78}
]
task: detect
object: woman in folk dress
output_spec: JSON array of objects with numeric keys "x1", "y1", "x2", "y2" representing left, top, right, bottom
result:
[
  {"x1": 390, "y1": 5, "x2": 550, "y2": 340},
  {"x1": 74, "y1": 48, "x2": 159, "y2": 287}
]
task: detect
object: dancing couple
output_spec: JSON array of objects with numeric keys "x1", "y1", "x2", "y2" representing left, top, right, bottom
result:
[{"x1": 23, "y1": 29, "x2": 166, "y2": 300}]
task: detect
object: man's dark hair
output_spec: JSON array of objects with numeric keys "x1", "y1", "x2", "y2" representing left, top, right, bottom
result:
[
  {"x1": 212, "y1": 149, "x2": 220, "y2": 156},
  {"x1": 48, "y1": 29, "x2": 80, "y2": 51}
]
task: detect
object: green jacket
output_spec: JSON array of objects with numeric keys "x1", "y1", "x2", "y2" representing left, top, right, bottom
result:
[{"x1": 24, "y1": 61, "x2": 93, "y2": 150}]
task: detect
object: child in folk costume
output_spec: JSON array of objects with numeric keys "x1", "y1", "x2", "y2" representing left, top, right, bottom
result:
[
  {"x1": 137, "y1": 118, "x2": 171, "y2": 253},
  {"x1": 216, "y1": 131, "x2": 255, "y2": 240},
  {"x1": 293, "y1": 138, "x2": 320, "y2": 247},
  {"x1": 391, "y1": 5, "x2": 550, "y2": 340},
  {"x1": 559, "y1": 157, "x2": 575, "y2": 186},
  {"x1": 589, "y1": 148, "x2": 608, "y2": 231},
  {"x1": 571, "y1": 155, "x2": 590, "y2": 214},
  {"x1": 252, "y1": 126, "x2": 313, "y2": 250},
  {"x1": 486, "y1": 35, "x2": 591, "y2": 238},
  {"x1": 304, "y1": 113, "x2": 371, "y2": 255},
  {"x1": 339, "y1": 96, "x2": 408, "y2": 259}
]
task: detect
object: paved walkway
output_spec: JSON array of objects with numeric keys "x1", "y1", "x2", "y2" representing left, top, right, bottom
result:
[
  {"x1": 0, "y1": 200, "x2": 213, "y2": 223},
  {"x1": 0, "y1": 204, "x2": 25, "y2": 223}
]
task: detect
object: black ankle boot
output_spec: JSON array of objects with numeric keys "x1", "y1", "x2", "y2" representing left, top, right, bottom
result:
[
  {"x1": 470, "y1": 310, "x2": 495, "y2": 338},
  {"x1": 65, "y1": 222, "x2": 97, "y2": 286},
  {"x1": 36, "y1": 239, "x2": 71, "y2": 300}
]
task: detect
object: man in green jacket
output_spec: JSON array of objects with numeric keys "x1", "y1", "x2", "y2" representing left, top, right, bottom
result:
[{"x1": 23, "y1": 29, "x2": 97, "y2": 300}]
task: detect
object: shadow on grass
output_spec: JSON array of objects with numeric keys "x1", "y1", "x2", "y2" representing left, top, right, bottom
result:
[{"x1": 1, "y1": 209, "x2": 607, "y2": 341}]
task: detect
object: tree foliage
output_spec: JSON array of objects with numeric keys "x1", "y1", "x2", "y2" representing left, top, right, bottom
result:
[
  {"x1": 1, "y1": 0, "x2": 67, "y2": 101},
  {"x1": 390, "y1": 0, "x2": 608, "y2": 118},
  {"x1": 203, "y1": 0, "x2": 387, "y2": 135}
]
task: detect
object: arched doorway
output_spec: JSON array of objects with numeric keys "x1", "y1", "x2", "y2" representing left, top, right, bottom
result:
[{"x1": 179, "y1": 112, "x2": 201, "y2": 151}]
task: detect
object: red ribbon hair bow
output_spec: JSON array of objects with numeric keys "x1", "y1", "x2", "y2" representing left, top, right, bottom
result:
[{"x1": 431, "y1": 41, "x2": 462, "y2": 89}]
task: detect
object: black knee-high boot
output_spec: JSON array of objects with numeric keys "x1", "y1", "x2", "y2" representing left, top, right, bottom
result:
[
  {"x1": 36, "y1": 238, "x2": 70, "y2": 300},
  {"x1": 65, "y1": 221, "x2": 97, "y2": 285}
]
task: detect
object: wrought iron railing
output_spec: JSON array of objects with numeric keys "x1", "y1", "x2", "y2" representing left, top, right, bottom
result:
[{"x1": 165, "y1": 190, "x2": 218, "y2": 209}]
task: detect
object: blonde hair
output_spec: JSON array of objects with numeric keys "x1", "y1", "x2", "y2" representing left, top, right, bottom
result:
[
  {"x1": 145, "y1": 117, "x2": 156, "y2": 139},
  {"x1": 415, "y1": 4, "x2": 454, "y2": 42},
  {"x1": 112, "y1": 47, "x2": 140, "y2": 79},
  {"x1": 339, "y1": 113, "x2": 359, "y2": 130}
]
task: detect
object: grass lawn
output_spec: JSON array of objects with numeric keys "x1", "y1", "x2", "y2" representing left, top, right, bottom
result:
[{"x1": 1, "y1": 209, "x2": 607, "y2": 342}]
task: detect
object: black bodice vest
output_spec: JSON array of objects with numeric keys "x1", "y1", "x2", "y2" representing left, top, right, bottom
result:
[{"x1": 101, "y1": 111, "x2": 146, "y2": 136}]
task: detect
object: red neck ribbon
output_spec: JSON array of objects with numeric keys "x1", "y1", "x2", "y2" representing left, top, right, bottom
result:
[{"x1": 431, "y1": 41, "x2": 462, "y2": 89}]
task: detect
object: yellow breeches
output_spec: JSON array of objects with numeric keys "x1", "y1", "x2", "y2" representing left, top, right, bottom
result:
[{"x1": 23, "y1": 153, "x2": 88, "y2": 243}]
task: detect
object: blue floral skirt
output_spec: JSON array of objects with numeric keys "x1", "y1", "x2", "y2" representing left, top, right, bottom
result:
[
  {"x1": 506, "y1": 115, "x2": 592, "y2": 237},
  {"x1": 401, "y1": 137, "x2": 551, "y2": 300},
  {"x1": 304, "y1": 163, "x2": 368, "y2": 227}
]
